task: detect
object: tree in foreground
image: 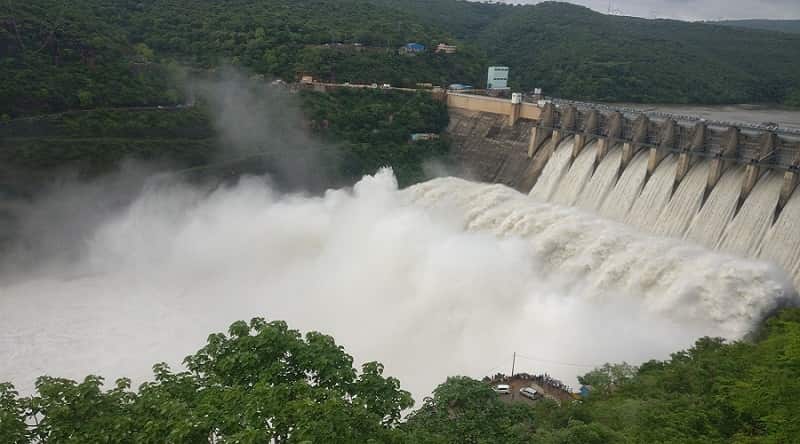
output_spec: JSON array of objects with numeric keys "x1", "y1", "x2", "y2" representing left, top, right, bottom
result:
[
  {"x1": 401, "y1": 376, "x2": 540, "y2": 443},
  {"x1": 0, "y1": 318, "x2": 412, "y2": 443},
  {"x1": 3, "y1": 309, "x2": 800, "y2": 443}
]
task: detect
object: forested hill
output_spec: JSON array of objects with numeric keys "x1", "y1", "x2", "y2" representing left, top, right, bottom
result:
[
  {"x1": 0, "y1": 0, "x2": 485, "y2": 117},
  {"x1": 711, "y1": 19, "x2": 800, "y2": 34},
  {"x1": 3, "y1": 0, "x2": 800, "y2": 118},
  {"x1": 482, "y1": 3, "x2": 800, "y2": 104},
  {"x1": 371, "y1": 1, "x2": 800, "y2": 105}
]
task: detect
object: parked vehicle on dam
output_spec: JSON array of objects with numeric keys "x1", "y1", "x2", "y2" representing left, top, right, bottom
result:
[
  {"x1": 520, "y1": 387, "x2": 539, "y2": 400},
  {"x1": 493, "y1": 384, "x2": 511, "y2": 394},
  {"x1": 448, "y1": 83, "x2": 473, "y2": 91}
]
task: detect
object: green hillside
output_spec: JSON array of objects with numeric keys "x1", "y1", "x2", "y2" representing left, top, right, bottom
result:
[
  {"x1": 712, "y1": 19, "x2": 800, "y2": 34},
  {"x1": 0, "y1": 0, "x2": 485, "y2": 118},
  {"x1": 4, "y1": 0, "x2": 800, "y2": 189},
  {"x1": 371, "y1": 1, "x2": 800, "y2": 104},
  {"x1": 4, "y1": 0, "x2": 800, "y2": 117}
]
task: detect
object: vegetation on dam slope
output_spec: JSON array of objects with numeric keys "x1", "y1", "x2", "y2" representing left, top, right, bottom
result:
[
  {"x1": 2, "y1": 308, "x2": 799, "y2": 443},
  {"x1": 0, "y1": 89, "x2": 450, "y2": 188}
]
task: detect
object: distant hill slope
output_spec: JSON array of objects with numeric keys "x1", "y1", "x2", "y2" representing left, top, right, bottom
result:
[
  {"x1": 371, "y1": 1, "x2": 800, "y2": 104},
  {"x1": 475, "y1": 2, "x2": 800, "y2": 104},
  {"x1": 711, "y1": 19, "x2": 800, "y2": 34},
  {"x1": 3, "y1": 0, "x2": 800, "y2": 117},
  {"x1": 1, "y1": 0, "x2": 486, "y2": 117}
]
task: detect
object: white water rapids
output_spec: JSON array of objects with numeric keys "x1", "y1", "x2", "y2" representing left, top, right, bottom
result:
[
  {"x1": 0, "y1": 168, "x2": 796, "y2": 403},
  {"x1": 535, "y1": 138, "x2": 800, "y2": 291}
]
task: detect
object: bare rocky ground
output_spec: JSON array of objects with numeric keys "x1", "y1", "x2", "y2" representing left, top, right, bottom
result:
[{"x1": 489, "y1": 375, "x2": 577, "y2": 406}]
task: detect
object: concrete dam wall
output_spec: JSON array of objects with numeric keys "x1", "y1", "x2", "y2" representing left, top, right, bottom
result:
[
  {"x1": 447, "y1": 109, "x2": 541, "y2": 191},
  {"x1": 446, "y1": 96, "x2": 800, "y2": 290}
]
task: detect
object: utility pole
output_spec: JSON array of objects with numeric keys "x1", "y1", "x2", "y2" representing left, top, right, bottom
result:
[
  {"x1": 510, "y1": 352, "x2": 517, "y2": 400},
  {"x1": 511, "y1": 352, "x2": 516, "y2": 377}
]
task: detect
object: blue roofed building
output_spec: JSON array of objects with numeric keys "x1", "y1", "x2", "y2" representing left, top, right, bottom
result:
[{"x1": 399, "y1": 42, "x2": 426, "y2": 55}]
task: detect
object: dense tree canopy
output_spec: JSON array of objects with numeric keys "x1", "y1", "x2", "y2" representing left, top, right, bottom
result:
[
  {"x1": 301, "y1": 89, "x2": 450, "y2": 185},
  {"x1": 0, "y1": 318, "x2": 413, "y2": 443},
  {"x1": 4, "y1": 0, "x2": 800, "y2": 191},
  {"x1": 371, "y1": 0, "x2": 800, "y2": 104},
  {"x1": 712, "y1": 20, "x2": 800, "y2": 35},
  {"x1": 2, "y1": 310, "x2": 800, "y2": 443},
  {"x1": 4, "y1": 0, "x2": 800, "y2": 119}
]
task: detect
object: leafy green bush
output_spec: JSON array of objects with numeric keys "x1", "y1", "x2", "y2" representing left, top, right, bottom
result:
[
  {"x1": 0, "y1": 318, "x2": 412, "y2": 443},
  {"x1": 301, "y1": 89, "x2": 450, "y2": 186},
  {"x1": 3, "y1": 310, "x2": 800, "y2": 443}
]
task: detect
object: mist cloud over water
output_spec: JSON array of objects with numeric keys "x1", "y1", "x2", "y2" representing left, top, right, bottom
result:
[{"x1": 1, "y1": 169, "x2": 796, "y2": 402}]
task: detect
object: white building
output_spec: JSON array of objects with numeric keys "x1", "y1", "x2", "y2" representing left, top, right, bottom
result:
[
  {"x1": 487, "y1": 66, "x2": 509, "y2": 90},
  {"x1": 435, "y1": 43, "x2": 457, "y2": 54}
]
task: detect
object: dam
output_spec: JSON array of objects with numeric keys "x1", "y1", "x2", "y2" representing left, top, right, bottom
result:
[{"x1": 446, "y1": 92, "x2": 800, "y2": 290}]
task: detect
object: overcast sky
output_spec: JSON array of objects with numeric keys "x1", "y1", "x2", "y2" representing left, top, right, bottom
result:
[{"x1": 514, "y1": 0, "x2": 800, "y2": 21}]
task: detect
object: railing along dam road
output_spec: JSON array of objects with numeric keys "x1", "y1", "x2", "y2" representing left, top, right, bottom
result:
[{"x1": 445, "y1": 92, "x2": 800, "y2": 290}]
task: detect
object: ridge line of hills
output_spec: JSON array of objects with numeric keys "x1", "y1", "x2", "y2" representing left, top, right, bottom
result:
[
  {"x1": 3, "y1": 0, "x2": 800, "y2": 119},
  {"x1": 710, "y1": 19, "x2": 800, "y2": 34}
]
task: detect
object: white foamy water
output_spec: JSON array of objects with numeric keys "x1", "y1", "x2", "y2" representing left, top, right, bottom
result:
[
  {"x1": 598, "y1": 150, "x2": 648, "y2": 221},
  {"x1": 530, "y1": 139, "x2": 574, "y2": 201},
  {"x1": 652, "y1": 161, "x2": 709, "y2": 238},
  {"x1": 625, "y1": 155, "x2": 677, "y2": 231},
  {"x1": 685, "y1": 165, "x2": 745, "y2": 249},
  {"x1": 531, "y1": 141, "x2": 800, "y2": 291},
  {"x1": 760, "y1": 191, "x2": 800, "y2": 290},
  {"x1": 576, "y1": 147, "x2": 622, "y2": 212},
  {"x1": 551, "y1": 142, "x2": 598, "y2": 206},
  {"x1": 718, "y1": 172, "x2": 783, "y2": 256},
  {"x1": 1, "y1": 170, "x2": 795, "y2": 404}
]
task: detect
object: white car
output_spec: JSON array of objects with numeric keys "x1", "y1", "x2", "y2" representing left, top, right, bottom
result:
[
  {"x1": 520, "y1": 387, "x2": 538, "y2": 400},
  {"x1": 380, "y1": 83, "x2": 391, "y2": 89},
  {"x1": 493, "y1": 384, "x2": 511, "y2": 395}
]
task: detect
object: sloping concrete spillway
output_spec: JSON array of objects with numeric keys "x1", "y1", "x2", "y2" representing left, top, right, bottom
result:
[{"x1": 447, "y1": 108, "x2": 800, "y2": 291}]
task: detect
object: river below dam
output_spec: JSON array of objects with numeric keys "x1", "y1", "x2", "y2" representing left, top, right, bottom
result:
[{"x1": 1, "y1": 169, "x2": 796, "y2": 402}]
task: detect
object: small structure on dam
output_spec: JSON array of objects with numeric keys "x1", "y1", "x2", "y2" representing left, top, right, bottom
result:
[{"x1": 445, "y1": 91, "x2": 800, "y2": 290}]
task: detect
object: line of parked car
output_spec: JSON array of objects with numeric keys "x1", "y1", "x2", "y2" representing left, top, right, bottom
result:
[{"x1": 493, "y1": 384, "x2": 539, "y2": 400}]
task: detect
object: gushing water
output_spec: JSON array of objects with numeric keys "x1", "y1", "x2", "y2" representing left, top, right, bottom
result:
[
  {"x1": 410, "y1": 177, "x2": 794, "y2": 335},
  {"x1": 530, "y1": 139, "x2": 574, "y2": 201},
  {"x1": 625, "y1": 155, "x2": 677, "y2": 231},
  {"x1": 530, "y1": 141, "x2": 800, "y2": 289},
  {"x1": 598, "y1": 150, "x2": 648, "y2": 221},
  {"x1": 551, "y1": 142, "x2": 598, "y2": 206},
  {"x1": 1, "y1": 169, "x2": 795, "y2": 403},
  {"x1": 718, "y1": 172, "x2": 783, "y2": 256},
  {"x1": 652, "y1": 161, "x2": 709, "y2": 238},
  {"x1": 760, "y1": 191, "x2": 800, "y2": 290},
  {"x1": 685, "y1": 165, "x2": 745, "y2": 249},
  {"x1": 576, "y1": 147, "x2": 622, "y2": 212}
]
